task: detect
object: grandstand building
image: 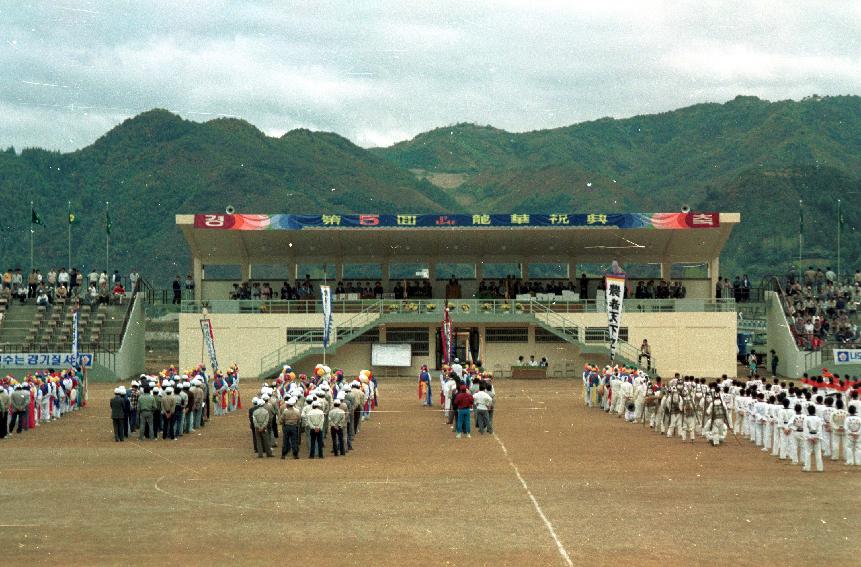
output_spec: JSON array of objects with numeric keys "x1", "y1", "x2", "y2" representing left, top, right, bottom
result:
[{"x1": 177, "y1": 212, "x2": 740, "y2": 378}]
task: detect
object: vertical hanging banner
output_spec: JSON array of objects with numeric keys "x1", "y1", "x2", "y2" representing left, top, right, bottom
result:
[
  {"x1": 442, "y1": 307, "x2": 453, "y2": 365},
  {"x1": 605, "y1": 274, "x2": 626, "y2": 362},
  {"x1": 200, "y1": 318, "x2": 219, "y2": 372},
  {"x1": 71, "y1": 309, "x2": 80, "y2": 359},
  {"x1": 321, "y1": 285, "x2": 334, "y2": 348}
]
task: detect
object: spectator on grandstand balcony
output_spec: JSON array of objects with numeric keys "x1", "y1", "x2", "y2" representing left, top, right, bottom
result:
[
  {"x1": 172, "y1": 276, "x2": 181, "y2": 304},
  {"x1": 36, "y1": 288, "x2": 50, "y2": 307},
  {"x1": 373, "y1": 281, "x2": 384, "y2": 298},
  {"x1": 251, "y1": 282, "x2": 261, "y2": 299},
  {"x1": 27, "y1": 269, "x2": 38, "y2": 298},
  {"x1": 98, "y1": 281, "x2": 110, "y2": 305},
  {"x1": 14, "y1": 282, "x2": 27, "y2": 304},
  {"x1": 112, "y1": 281, "x2": 126, "y2": 304},
  {"x1": 184, "y1": 274, "x2": 194, "y2": 290},
  {"x1": 580, "y1": 273, "x2": 588, "y2": 299},
  {"x1": 129, "y1": 269, "x2": 140, "y2": 292},
  {"x1": 260, "y1": 282, "x2": 273, "y2": 300},
  {"x1": 112, "y1": 270, "x2": 122, "y2": 286},
  {"x1": 56, "y1": 283, "x2": 68, "y2": 301},
  {"x1": 3, "y1": 268, "x2": 12, "y2": 289},
  {"x1": 46, "y1": 267, "x2": 56, "y2": 287},
  {"x1": 87, "y1": 269, "x2": 99, "y2": 287},
  {"x1": 12, "y1": 268, "x2": 23, "y2": 291},
  {"x1": 278, "y1": 281, "x2": 292, "y2": 300},
  {"x1": 335, "y1": 281, "x2": 345, "y2": 295}
]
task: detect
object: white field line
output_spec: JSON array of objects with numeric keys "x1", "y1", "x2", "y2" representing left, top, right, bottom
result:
[{"x1": 493, "y1": 433, "x2": 573, "y2": 567}]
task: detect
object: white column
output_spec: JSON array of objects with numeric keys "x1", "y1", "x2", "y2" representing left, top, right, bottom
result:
[
  {"x1": 709, "y1": 256, "x2": 720, "y2": 299},
  {"x1": 193, "y1": 256, "x2": 203, "y2": 302}
]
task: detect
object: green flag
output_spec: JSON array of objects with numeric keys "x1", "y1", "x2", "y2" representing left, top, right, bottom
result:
[
  {"x1": 31, "y1": 206, "x2": 43, "y2": 226},
  {"x1": 105, "y1": 208, "x2": 112, "y2": 235}
]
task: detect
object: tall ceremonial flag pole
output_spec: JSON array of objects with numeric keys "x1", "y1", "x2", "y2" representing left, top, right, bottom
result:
[
  {"x1": 837, "y1": 198, "x2": 842, "y2": 282},
  {"x1": 798, "y1": 199, "x2": 803, "y2": 265},
  {"x1": 105, "y1": 201, "x2": 111, "y2": 274},
  {"x1": 321, "y1": 284, "x2": 333, "y2": 366}
]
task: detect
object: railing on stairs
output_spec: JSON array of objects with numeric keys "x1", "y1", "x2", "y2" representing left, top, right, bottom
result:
[{"x1": 258, "y1": 300, "x2": 384, "y2": 377}]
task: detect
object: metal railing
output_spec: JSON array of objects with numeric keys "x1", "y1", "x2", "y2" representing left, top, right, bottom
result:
[
  {"x1": 258, "y1": 301, "x2": 384, "y2": 376},
  {"x1": 184, "y1": 297, "x2": 737, "y2": 315}
]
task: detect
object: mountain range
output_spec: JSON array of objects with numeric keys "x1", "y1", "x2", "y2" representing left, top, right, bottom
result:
[{"x1": 0, "y1": 94, "x2": 858, "y2": 285}]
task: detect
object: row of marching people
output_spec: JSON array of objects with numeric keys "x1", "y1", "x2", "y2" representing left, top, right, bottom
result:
[
  {"x1": 249, "y1": 364, "x2": 378, "y2": 459},
  {"x1": 583, "y1": 364, "x2": 861, "y2": 471},
  {"x1": 0, "y1": 367, "x2": 86, "y2": 439},
  {"x1": 108, "y1": 364, "x2": 228, "y2": 441}
]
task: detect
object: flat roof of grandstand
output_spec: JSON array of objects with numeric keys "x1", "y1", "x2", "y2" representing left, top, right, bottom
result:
[{"x1": 177, "y1": 212, "x2": 739, "y2": 265}]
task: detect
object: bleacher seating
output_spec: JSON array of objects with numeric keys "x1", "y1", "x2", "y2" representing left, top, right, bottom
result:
[{"x1": 0, "y1": 299, "x2": 132, "y2": 353}]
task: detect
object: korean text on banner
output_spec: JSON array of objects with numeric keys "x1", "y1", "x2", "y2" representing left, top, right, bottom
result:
[
  {"x1": 200, "y1": 319, "x2": 219, "y2": 372},
  {"x1": 605, "y1": 274, "x2": 626, "y2": 362},
  {"x1": 71, "y1": 310, "x2": 80, "y2": 358},
  {"x1": 0, "y1": 353, "x2": 94, "y2": 368},
  {"x1": 321, "y1": 285, "x2": 334, "y2": 348}
]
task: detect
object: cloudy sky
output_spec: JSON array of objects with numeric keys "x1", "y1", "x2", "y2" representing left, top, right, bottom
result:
[{"x1": 2, "y1": 1, "x2": 859, "y2": 151}]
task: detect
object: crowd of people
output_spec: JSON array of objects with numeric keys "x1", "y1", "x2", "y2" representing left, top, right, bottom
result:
[
  {"x1": 780, "y1": 267, "x2": 860, "y2": 350},
  {"x1": 1, "y1": 266, "x2": 141, "y2": 306},
  {"x1": 248, "y1": 364, "x2": 378, "y2": 459},
  {"x1": 108, "y1": 363, "x2": 240, "y2": 442},
  {"x1": 583, "y1": 364, "x2": 861, "y2": 470},
  {"x1": 0, "y1": 367, "x2": 86, "y2": 438},
  {"x1": 417, "y1": 358, "x2": 495, "y2": 438}
]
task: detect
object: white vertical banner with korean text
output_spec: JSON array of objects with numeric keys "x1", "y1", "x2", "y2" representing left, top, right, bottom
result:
[
  {"x1": 605, "y1": 274, "x2": 626, "y2": 362},
  {"x1": 200, "y1": 318, "x2": 219, "y2": 372},
  {"x1": 71, "y1": 309, "x2": 80, "y2": 358},
  {"x1": 321, "y1": 285, "x2": 334, "y2": 348}
]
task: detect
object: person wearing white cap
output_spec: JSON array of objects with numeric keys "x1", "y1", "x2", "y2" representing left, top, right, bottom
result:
[
  {"x1": 110, "y1": 387, "x2": 127, "y2": 442},
  {"x1": 137, "y1": 383, "x2": 157, "y2": 440},
  {"x1": 306, "y1": 401, "x2": 326, "y2": 458},
  {"x1": 160, "y1": 387, "x2": 177, "y2": 440},
  {"x1": 328, "y1": 399, "x2": 347, "y2": 456},
  {"x1": 252, "y1": 397, "x2": 273, "y2": 458},
  {"x1": 279, "y1": 397, "x2": 301, "y2": 459}
]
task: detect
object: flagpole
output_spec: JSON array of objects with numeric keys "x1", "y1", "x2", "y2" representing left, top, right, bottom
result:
[
  {"x1": 30, "y1": 200, "x2": 34, "y2": 273},
  {"x1": 67, "y1": 200, "x2": 72, "y2": 269},
  {"x1": 798, "y1": 199, "x2": 803, "y2": 266},
  {"x1": 105, "y1": 201, "x2": 110, "y2": 274},
  {"x1": 837, "y1": 198, "x2": 841, "y2": 282}
]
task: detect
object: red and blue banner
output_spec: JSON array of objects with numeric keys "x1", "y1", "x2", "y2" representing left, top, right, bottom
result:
[{"x1": 193, "y1": 212, "x2": 720, "y2": 231}]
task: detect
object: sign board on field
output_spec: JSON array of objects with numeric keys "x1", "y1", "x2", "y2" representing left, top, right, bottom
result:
[{"x1": 371, "y1": 343, "x2": 412, "y2": 367}]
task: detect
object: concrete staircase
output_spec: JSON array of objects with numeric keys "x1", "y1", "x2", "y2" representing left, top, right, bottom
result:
[{"x1": 145, "y1": 314, "x2": 179, "y2": 373}]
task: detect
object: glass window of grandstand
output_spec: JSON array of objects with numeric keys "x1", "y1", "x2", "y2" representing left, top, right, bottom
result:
[
  {"x1": 386, "y1": 327, "x2": 430, "y2": 356},
  {"x1": 436, "y1": 263, "x2": 476, "y2": 280},
  {"x1": 480, "y1": 262, "x2": 521, "y2": 279},
  {"x1": 338, "y1": 265, "x2": 383, "y2": 300},
  {"x1": 297, "y1": 264, "x2": 337, "y2": 281},
  {"x1": 388, "y1": 263, "x2": 433, "y2": 299}
]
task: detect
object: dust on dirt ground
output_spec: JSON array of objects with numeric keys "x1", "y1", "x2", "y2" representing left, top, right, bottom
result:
[{"x1": 1, "y1": 378, "x2": 858, "y2": 566}]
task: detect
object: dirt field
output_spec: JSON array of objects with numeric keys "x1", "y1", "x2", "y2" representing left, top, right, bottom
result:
[{"x1": 1, "y1": 378, "x2": 858, "y2": 566}]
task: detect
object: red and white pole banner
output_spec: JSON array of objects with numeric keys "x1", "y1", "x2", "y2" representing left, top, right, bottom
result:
[
  {"x1": 442, "y1": 307, "x2": 453, "y2": 365},
  {"x1": 605, "y1": 274, "x2": 626, "y2": 362},
  {"x1": 200, "y1": 318, "x2": 219, "y2": 372}
]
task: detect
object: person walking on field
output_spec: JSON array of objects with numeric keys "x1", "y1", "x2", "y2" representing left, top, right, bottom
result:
[{"x1": 453, "y1": 384, "x2": 474, "y2": 439}]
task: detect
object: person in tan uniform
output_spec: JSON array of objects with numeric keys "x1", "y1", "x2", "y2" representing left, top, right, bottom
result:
[
  {"x1": 160, "y1": 387, "x2": 177, "y2": 440},
  {"x1": 279, "y1": 397, "x2": 301, "y2": 459}
]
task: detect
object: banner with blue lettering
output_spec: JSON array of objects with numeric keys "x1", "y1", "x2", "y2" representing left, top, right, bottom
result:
[{"x1": 0, "y1": 353, "x2": 94, "y2": 369}]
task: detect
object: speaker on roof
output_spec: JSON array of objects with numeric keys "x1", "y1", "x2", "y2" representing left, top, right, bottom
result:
[
  {"x1": 680, "y1": 205, "x2": 691, "y2": 214},
  {"x1": 225, "y1": 205, "x2": 236, "y2": 214}
]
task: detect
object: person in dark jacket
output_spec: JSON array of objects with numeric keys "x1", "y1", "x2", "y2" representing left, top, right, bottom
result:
[{"x1": 110, "y1": 387, "x2": 128, "y2": 442}]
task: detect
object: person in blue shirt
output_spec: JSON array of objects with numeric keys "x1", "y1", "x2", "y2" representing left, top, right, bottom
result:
[{"x1": 418, "y1": 364, "x2": 432, "y2": 406}]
